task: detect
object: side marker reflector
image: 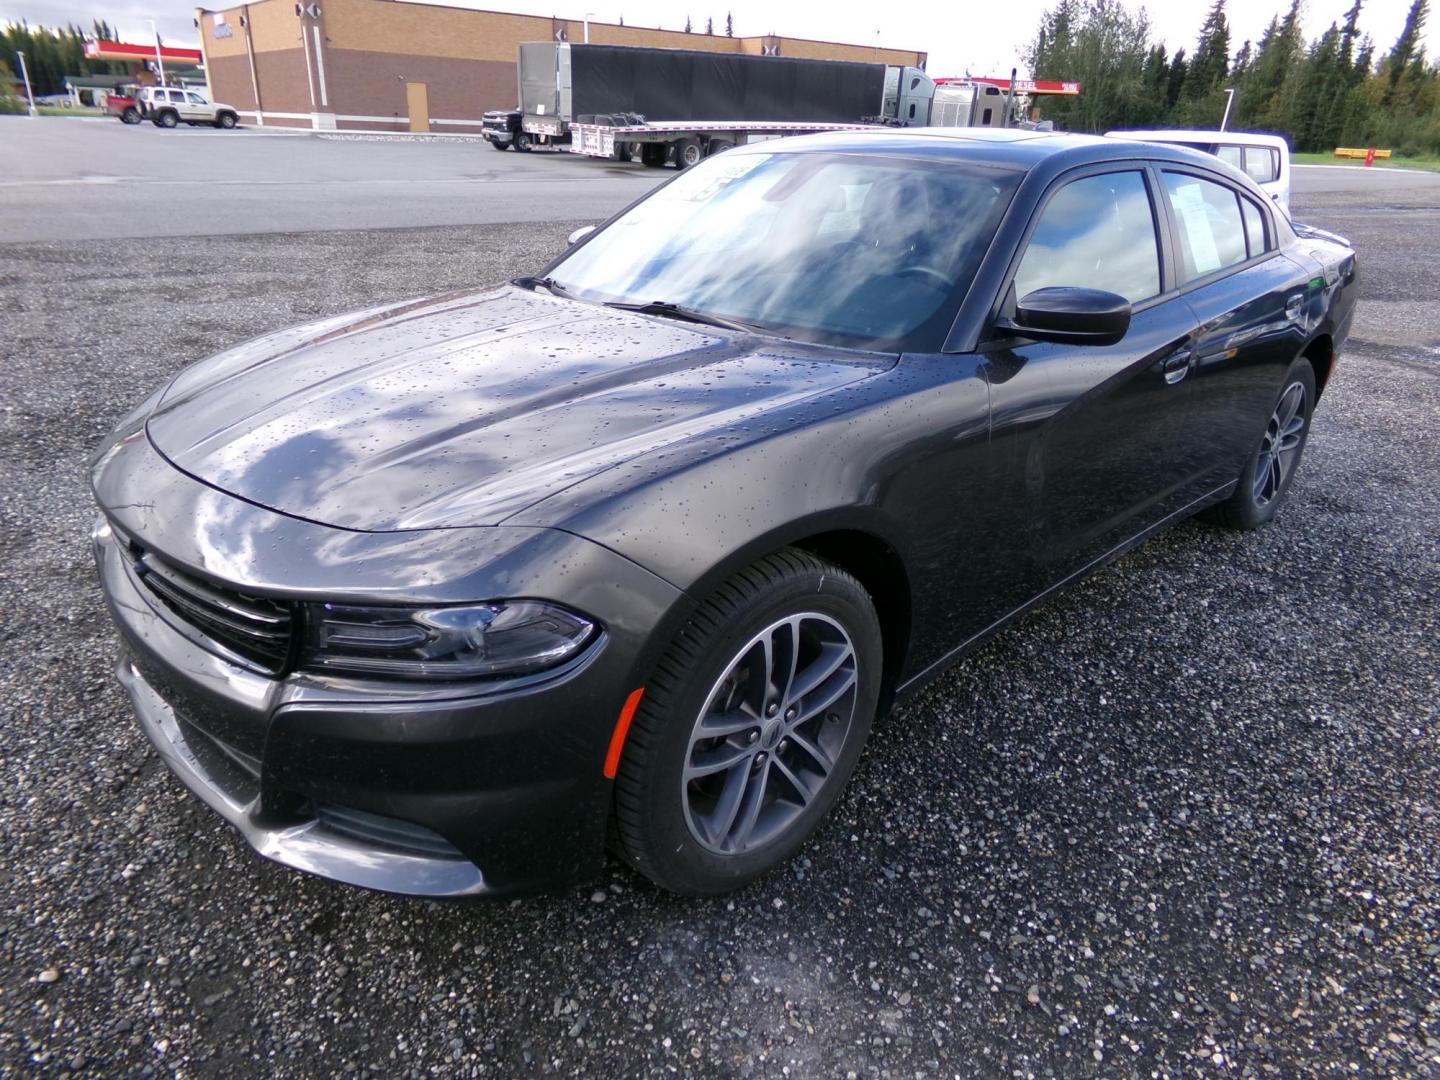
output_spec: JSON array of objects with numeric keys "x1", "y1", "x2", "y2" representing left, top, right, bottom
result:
[{"x1": 603, "y1": 688, "x2": 646, "y2": 779}]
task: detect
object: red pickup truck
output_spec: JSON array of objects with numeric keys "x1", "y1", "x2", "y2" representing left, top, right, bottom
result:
[{"x1": 105, "y1": 85, "x2": 144, "y2": 124}]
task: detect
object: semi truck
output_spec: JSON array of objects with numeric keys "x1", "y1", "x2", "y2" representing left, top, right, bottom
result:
[{"x1": 481, "y1": 43, "x2": 965, "y2": 167}]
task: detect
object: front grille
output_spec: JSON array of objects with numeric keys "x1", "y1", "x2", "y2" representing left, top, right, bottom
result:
[{"x1": 131, "y1": 548, "x2": 293, "y2": 673}]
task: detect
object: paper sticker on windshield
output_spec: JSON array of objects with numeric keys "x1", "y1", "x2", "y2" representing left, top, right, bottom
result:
[
  {"x1": 673, "y1": 154, "x2": 772, "y2": 202},
  {"x1": 1171, "y1": 181, "x2": 1222, "y2": 275}
]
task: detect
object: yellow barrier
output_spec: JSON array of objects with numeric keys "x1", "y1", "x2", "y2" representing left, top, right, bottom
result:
[{"x1": 1334, "y1": 147, "x2": 1392, "y2": 159}]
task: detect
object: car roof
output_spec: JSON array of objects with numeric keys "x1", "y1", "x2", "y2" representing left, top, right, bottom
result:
[
  {"x1": 1104, "y1": 129, "x2": 1290, "y2": 149},
  {"x1": 733, "y1": 127, "x2": 1236, "y2": 178}
]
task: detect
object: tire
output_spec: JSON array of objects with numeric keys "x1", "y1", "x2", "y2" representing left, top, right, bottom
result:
[
  {"x1": 706, "y1": 138, "x2": 734, "y2": 157},
  {"x1": 216, "y1": 112, "x2": 237, "y2": 129},
  {"x1": 156, "y1": 110, "x2": 178, "y2": 129},
  {"x1": 640, "y1": 142, "x2": 667, "y2": 168},
  {"x1": 1206, "y1": 357, "x2": 1317, "y2": 530},
  {"x1": 121, "y1": 107, "x2": 140, "y2": 124},
  {"x1": 489, "y1": 139, "x2": 510, "y2": 151},
  {"x1": 513, "y1": 132, "x2": 533, "y2": 152},
  {"x1": 613, "y1": 549, "x2": 882, "y2": 895},
  {"x1": 613, "y1": 140, "x2": 633, "y2": 163},
  {"x1": 673, "y1": 138, "x2": 702, "y2": 169}
]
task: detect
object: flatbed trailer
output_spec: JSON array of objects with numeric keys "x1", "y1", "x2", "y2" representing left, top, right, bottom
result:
[{"x1": 566, "y1": 119, "x2": 884, "y2": 166}]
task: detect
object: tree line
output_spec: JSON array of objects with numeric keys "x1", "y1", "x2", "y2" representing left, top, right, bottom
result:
[
  {"x1": 1027, "y1": 0, "x2": 1438, "y2": 155},
  {"x1": 2, "y1": 21, "x2": 130, "y2": 103}
]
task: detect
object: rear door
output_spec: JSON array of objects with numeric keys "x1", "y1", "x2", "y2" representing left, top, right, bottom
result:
[
  {"x1": 1158, "y1": 167, "x2": 1314, "y2": 489},
  {"x1": 983, "y1": 165, "x2": 1203, "y2": 594}
]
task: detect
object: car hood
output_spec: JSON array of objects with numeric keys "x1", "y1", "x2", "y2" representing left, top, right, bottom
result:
[{"x1": 145, "y1": 286, "x2": 892, "y2": 531}]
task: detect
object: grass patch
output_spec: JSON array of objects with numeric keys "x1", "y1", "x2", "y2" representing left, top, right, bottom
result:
[
  {"x1": 1292, "y1": 150, "x2": 1440, "y2": 172},
  {"x1": 35, "y1": 105, "x2": 106, "y2": 117}
]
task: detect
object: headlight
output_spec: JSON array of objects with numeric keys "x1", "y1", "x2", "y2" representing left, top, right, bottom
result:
[{"x1": 302, "y1": 601, "x2": 597, "y2": 680}]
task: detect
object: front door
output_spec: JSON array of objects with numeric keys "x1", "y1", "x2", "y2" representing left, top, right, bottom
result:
[{"x1": 985, "y1": 167, "x2": 1202, "y2": 599}]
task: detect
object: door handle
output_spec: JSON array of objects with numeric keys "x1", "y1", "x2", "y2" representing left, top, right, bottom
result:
[
  {"x1": 1285, "y1": 294, "x2": 1305, "y2": 321},
  {"x1": 1162, "y1": 348, "x2": 1192, "y2": 385}
]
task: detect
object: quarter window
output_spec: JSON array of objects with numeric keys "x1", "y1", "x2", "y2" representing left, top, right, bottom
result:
[
  {"x1": 1239, "y1": 196, "x2": 1269, "y2": 258},
  {"x1": 1014, "y1": 171, "x2": 1161, "y2": 304},
  {"x1": 1215, "y1": 144, "x2": 1243, "y2": 170},
  {"x1": 1162, "y1": 172, "x2": 1248, "y2": 282}
]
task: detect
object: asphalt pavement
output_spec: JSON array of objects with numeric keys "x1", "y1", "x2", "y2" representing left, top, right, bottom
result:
[{"x1": 0, "y1": 122, "x2": 1437, "y2": 1077}]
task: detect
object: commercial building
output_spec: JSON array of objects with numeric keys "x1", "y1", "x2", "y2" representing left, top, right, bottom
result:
[{"x1": 193, "y1": 0, "x2": 926, "y2": 131}]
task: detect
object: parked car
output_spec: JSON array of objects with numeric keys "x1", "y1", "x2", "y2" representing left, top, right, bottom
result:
[
  {"x1": 1105, "y1": 129, "x2": 1292, "y2": 212},
  {"x1": 105, "y1": 84, "x2": 145, "y2": 124},
  {"x1": 138, "y1": 86, "x2": 240, "y2": 129},
  {"x1": 90, "y1": 130, "x2": 1356, "y2": 898}
]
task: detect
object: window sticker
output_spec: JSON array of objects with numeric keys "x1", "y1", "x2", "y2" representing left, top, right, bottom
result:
[{"x1": 1171, "y1": 181, "x2": 1222, "y2": 275}]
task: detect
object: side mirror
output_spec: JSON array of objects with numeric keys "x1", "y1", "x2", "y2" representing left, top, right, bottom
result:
[
  {"x1": 1009, "y1": 287, "x2": 1131, "y2": 346},
  {"x1": 567, "y1": 224, "x2": 596, "y2": 245}
]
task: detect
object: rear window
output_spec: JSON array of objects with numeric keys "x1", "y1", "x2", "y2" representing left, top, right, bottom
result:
[
  {"x1": 1162, "y1": 172, "x2": 1248, "y2": 282},
  {"x1": 1243, "y1": 147, "x2": 1279, "y2": 184}
]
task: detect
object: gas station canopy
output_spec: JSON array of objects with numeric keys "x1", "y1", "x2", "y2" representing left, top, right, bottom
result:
[{"x1": 83, "y1": 39, "x2": 203, "y2": 65}]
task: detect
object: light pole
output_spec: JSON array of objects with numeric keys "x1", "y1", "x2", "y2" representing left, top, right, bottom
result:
[
  {"x1": 149, "y1": 19, "x2": 167, "y2": 87},
  {"x1": 15, "y1": 50, "x2": 37, "y2": 117},
  {"x1": 583, "y1": 12, "x2": 596, "y2": 43},
  {"x1": 1220, "y1": 87, "x2": 1235, "y2": 131}
]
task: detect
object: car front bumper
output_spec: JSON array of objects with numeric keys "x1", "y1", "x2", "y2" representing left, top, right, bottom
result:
[{"x1": 90, "y1": 434, "x2": 682, "y2": 897}]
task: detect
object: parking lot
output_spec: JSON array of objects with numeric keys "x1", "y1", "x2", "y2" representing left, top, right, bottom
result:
[{"x1": 1, "y1": 121, "x2": 1437, "y2": 1077}]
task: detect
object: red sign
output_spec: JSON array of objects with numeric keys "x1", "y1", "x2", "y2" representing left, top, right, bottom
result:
[
  {"x1": 933, "y1": 76, "x2": 1082, "y2": 96},
  {"x1": 84, "y1": 40, "x2": 203, "y2": 65}
]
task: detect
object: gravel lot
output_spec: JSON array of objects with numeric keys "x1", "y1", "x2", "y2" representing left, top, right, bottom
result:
[{"x1": 1, "y1": 192, "x2": 1437, "y2": 1077}]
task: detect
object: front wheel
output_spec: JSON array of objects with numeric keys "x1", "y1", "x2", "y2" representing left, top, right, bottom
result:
[
  {"x1": 489, "y1": 139, "x2": 510, "y2": 151},
  {"x1": 120, "y1": 107, "x2": 140, "y2": 124},
  {"x1": 216, "y1": 112, "x2": 237, "y2": 129},
  {"x1": 613, "y1": 549, "x2": 882, "y2": 895},
  {"x1": 1207, "y1": 357, "x2": 1317, "y2": 530},
  {"x1": 513, "y1": 132, "x2": 533, "y2": 152}
]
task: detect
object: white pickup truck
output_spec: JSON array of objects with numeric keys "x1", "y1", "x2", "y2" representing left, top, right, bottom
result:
[{"x1": 1105, "y1": 129, "x2": 1291, "y2": 212}]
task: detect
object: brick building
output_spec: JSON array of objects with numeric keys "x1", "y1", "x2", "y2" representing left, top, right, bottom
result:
[{"x1": 194, "y1": 0, "x2": 927, "y2": 132}]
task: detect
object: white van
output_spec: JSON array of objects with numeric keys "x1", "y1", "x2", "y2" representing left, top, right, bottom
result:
[{"x1": 1104, "y1": 129, "x2": 1291, "y2": 213}]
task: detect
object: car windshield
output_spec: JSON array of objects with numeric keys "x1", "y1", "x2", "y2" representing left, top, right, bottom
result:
[{"x1": 546, "y1": 151, "x2": 1019, "y2": 352}]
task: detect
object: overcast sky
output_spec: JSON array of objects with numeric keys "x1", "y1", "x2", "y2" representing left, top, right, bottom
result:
[{"x1": 4, "y1": 0, "x2": 1433, "y2": 79}]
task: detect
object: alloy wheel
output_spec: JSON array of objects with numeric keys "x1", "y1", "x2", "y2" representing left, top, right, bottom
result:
[
  {"x1": 1253, "y1": 380, "x2": 1308, "y2": 506},
  {"x1": 682, "y1": 613, "x2": 858, "y2": 855}
]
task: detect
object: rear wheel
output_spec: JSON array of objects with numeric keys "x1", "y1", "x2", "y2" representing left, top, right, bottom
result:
[
  {"x1": 1206, "y1": 357, "x2": 1316, "y2": 530},
  {"x1": 156, "y1": 110, "x2": 178, "y2": 129},
  {"x1": 705, "y1": 138, "x2": 734, "y2": 157},
  {"x1": 640, "y1": 142, "x2": 667, "y2": 168},
  {"x1": 674, "y1": 138, "x2": 702, "y2": 169},
  {"x1": 613, "y1": 549, "x2": 881, "y2": 895}
]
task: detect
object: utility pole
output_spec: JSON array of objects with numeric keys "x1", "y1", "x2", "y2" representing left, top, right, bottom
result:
[
  {"x1": 1219, "y1": 87, "x2": 1235, "y2": 131},
  {"x1": 584, "y1": 12, "x2": 596, "y2": 43},
  {"x1": 149, "y1": 19, "x2": 167, "y2": 86},
  {"x1": 15, "y1": 50, "x2": 37, "y2": 117}
]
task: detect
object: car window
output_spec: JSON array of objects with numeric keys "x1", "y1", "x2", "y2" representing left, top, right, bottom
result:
[
  {"x1": 187, "y1": 93, "x2": 207, "y2": 104},
  {"x1": 1240, "y1": 195, "x2": 1269, "y2": 257},
  {"x1": 1215, "y1": 144, "x2": 1243, "y2": 170},
  {"x1": 1162, "y1": 172, "x2": 1248, "y2": 282},
  {"x1": 168, "y1": 90, "x2": 185, "y2": 103},
  {"x1": 548, "y1": 152, "x2": 1019, "y2": 352},
  {"x1": 1013, "y1": 171, "x2": 1161, "y2": 304},
  {"x1": 1243, "y1": 147, "x2": 1279, "y2": 184}
]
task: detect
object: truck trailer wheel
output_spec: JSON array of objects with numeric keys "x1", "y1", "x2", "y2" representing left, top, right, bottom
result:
[
  {"x1": 674, "y1": 138, "x2": 703, "y2": 169},
  {"x1": 705, "y1": 138, "x2": 734, "y2": 156},
  {"x1": 641, "y1": 143, "x2": 667, "y2": 168}
]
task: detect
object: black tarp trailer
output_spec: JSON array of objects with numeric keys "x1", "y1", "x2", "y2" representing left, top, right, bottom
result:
[{"x1": 499, "y1": 42, "x2": 932, "y2": 167}]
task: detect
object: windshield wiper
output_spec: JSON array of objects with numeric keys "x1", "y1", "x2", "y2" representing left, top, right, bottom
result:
[
  {"x1": 602, "y1": 299, "x2": 762, "y2": 334},
  {"x1": 514, "y1": 275, "x2": 578, "y2": 299}
]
